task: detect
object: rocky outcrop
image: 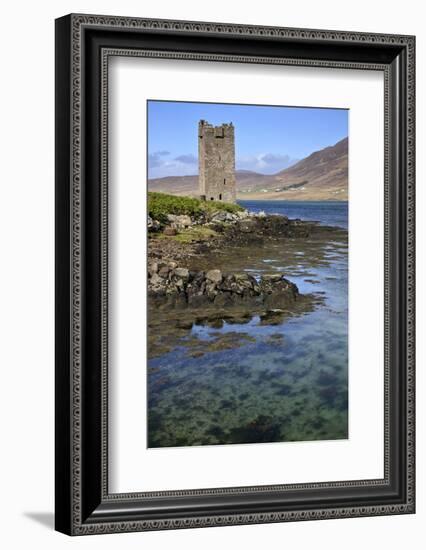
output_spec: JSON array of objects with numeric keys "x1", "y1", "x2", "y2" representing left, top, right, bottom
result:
[
  {"x1": 148, "y1": 262, "x2": 299, "y2": 311},
  {"x1": 149, "y1": 208, "x2": 249, "y2": 234},
  {"x1": 219, "y1": 214, "x2": 313, "y2": 241},
  {"x1": 146, "y1": 208, "x2": 344, "y2": 318},
  {"x1": 166, "y1": 214, "x2": 192, "y2": 228},
  {"x1": 150, "y1": 209, "x2": 314, "y2": 251}
]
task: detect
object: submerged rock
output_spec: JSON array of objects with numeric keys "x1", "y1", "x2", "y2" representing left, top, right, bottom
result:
[
  {"x1": 183, "y1": 331, "x2": 256, "y2": 358},
  {"x1": 228, "y1": 414, "x2": 281, "y2": 443}
]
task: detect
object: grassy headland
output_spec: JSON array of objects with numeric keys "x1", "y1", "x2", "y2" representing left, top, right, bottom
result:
[{"x1": 148, "y1": 192, "x2": 244, "y2": 224}]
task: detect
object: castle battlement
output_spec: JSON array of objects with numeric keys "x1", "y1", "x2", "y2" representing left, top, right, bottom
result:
[{"x1": 198, "y1": 120, "x2": 236, "y2": 203}]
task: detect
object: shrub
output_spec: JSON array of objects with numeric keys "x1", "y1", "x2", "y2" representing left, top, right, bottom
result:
[
  {"x1": 205, "y1": 200, "x2": 244, "y2": 215},
  {"x1": 148, "y1": 192, "x2": 244, "y2": 223}
]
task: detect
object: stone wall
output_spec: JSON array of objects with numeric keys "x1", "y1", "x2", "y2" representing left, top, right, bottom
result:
[{"x1": 198, "y1": 119, "x2": 236, "y2": 203}]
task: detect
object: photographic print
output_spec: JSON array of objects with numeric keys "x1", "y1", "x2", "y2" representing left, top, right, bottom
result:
[
  {"x1": 147, "y1": 100, "x2": 349, "y2": 449},
  {"x1": 56, "y1": 16, "x2": 415, "y2": 534}
]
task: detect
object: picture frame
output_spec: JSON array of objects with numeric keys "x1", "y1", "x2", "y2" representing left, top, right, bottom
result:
[{"x1": 55, "y1": 13, "x2": 415, "y2": 535}]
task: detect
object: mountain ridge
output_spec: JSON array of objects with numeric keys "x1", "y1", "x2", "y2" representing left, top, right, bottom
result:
[{"x1": 148, "y1": 137, "x2": 348, "y2": 201}]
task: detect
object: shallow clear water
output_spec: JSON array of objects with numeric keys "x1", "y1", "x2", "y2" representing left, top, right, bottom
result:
[{"x1": 148, "y1": 201, "x2": 348, "y2": 448}]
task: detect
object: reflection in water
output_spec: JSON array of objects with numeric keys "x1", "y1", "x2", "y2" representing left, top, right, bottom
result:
[{"x1": 148, "y1": 202, "x2": 348, "y2": 448}]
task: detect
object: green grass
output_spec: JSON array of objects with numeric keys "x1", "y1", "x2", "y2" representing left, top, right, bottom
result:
[
  {"x1": 148, "y1": 192, "x2": 244, "y2": 224},
  {"x1": 154, "y1": 225, "x2": 218, "y2": 243},
  {"x1": 173, "y1": 226, "x2": 218, "y2": 243}
]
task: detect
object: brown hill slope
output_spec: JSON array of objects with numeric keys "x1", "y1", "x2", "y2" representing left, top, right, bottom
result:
[
  {"x1": 258, "y1": 137, "x2": 348, "y2": 200},
  {"x1": 147, "y1": 174, "x2": 199, "y2": 196},
  {"x1": 147, "y1": 171, "x2": 272, "y2": 196},
  {"x1": 147, "y1": 138, "x2": 348, "y2": 201}
]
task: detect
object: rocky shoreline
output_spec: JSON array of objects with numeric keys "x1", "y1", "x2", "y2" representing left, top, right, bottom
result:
[
  {"x1": 149, "y1": 207, "x2": 342, "y2": 256},
  {"x1": 149, "y1": 265, "x2": 299, "y2": 311},
  {"x1": 147, "y1": 208, "x2": 344, "y2": 319}
]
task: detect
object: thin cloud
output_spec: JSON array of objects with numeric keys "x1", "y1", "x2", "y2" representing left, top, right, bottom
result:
[
  {"x1": 148, "y1": 150, "x2": 171, "y2": 169},
  {"x1": 237, "y1": 153, "x2": 299, "y2": 174},
  {"x1": 174, "y1": 154, "x2": 197, "y2": 164},
  {"x1": 148, "y1": 151, "x2": 299, "y2": 178},
  {"x1": 148, "y1": 151, "x2": 198, "y2": 178}
]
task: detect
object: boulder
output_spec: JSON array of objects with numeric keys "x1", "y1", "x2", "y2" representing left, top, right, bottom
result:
[
  {"x1": 163, "y1": 226, "x2": 177, "y2": 236},
  {"x1": 239, "y1": 220, "x2": 255, "y2": 233},
  {"x1": 149, "y1": 273, "x2": 163, "y2": 287},
  {"x1": 206, "y1": 269, "x2": 222, "y2": 283},
  {"x1": 211, "y1": 210, "x2": 228, "y2": 223},
  {"x1": 175, "y1": 278, "x2": 184, "y2": 289},
  {"x1": 176, "y1": 215, "x2": 192, "y2": 227},
  {"x1": 218, "y1": 274, "x2": 237, "y2": 292},
  {"x1": 167, "y1": 214, "x2": 192, "y2": 228},
  {"x1": 261, "y1": 273, "x2": 283, "y2": 283},
  {"x1": 158, "y1": 265, "x2": 170, "y2": 278},
  {"x1": 174, "y1": 267, "x2": 189, "y2": 279},
  {"x1": 148, "y1": 262, "x2": 158, "y2": 276},
  {"x1": 210, "y1": 211, "x2": 239, "y2": 223},
  {"x1": 236, "y1": 210, "x2": 249, "y2": 219},
  {"x1": 147, "y1": 216, "x2": 161, "y2": 232},
  {"x1": 234, "y1": 273, "x2": 250, "y2": 281},
  {"x1": 225, "y1": 212, "x2": 238, "y2": 222},
  {"x1": 148, "y1": 260, "x2": 299, "y2": 312}
]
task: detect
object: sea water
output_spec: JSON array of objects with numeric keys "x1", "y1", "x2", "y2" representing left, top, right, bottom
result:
[{"x1": 148, "y1": 201, "x2": 348, "y2": 448}]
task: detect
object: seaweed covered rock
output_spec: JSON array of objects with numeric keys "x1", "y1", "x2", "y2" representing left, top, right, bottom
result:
[{"x1": 147, "y1": 263, "x2": 299, "y2": 311}]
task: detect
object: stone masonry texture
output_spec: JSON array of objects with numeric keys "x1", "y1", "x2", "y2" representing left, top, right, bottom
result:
[{"x1": 198, "y1": 119, "x2": 236, "y2": 203}]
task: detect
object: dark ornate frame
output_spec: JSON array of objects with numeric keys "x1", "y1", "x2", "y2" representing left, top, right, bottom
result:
[{"x1": 55, "y1": 13, "x2": 415, "y2": 536}]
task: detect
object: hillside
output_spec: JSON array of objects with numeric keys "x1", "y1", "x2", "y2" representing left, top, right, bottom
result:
[
  {"x1": 260, "y1": 137, "x2": 348, "y2": 200},
  {"x1": 148, "y1": 171, "x2": 272, "y2": 196},
  {"x1": 147, "y1": 175, "x2": 199, "y2": 196},
  {"x1": 148, "y1": 138, "x2": 348, "y2": 201}
]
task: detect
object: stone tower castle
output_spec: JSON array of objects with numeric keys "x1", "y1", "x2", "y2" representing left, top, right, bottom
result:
[{"x1": 198, "y1": 120, "x2": 236, "y2": 203}]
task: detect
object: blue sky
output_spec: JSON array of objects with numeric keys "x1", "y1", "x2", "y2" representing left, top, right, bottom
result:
[{"x1": 148, "y1": 100, "x2": 348, "y2": 179}]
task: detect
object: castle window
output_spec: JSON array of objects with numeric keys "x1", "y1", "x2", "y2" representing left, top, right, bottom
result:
[
  {"x1": 219, "y1": 194, "x2": 222, "y2": 200},
  {"x1": 224, "y1": 178, "x2": 226, "y2": 185},
  {"x1": 210, "y1": 197, "x2": 214, "y2": 201}
]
